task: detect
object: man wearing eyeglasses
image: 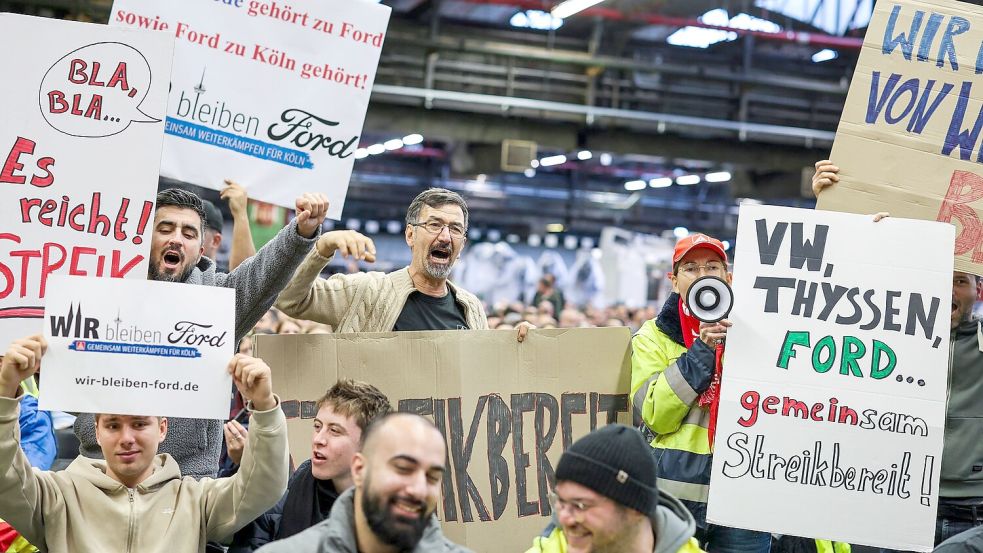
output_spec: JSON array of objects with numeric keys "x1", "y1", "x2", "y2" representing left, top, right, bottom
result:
[
  {"x1": 527, "y1": 424, "x2": 702, "y2": 553},
  {"x1": 277, "y1": 188, "x2": 513, "y2": 335},
  {"x1": 631, "y1": 234, "x2": 771, "y2": 553}
]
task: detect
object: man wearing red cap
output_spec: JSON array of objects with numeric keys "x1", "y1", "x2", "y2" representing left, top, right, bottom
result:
[{"x1": 631, "y1": 234, "x2": 771, "y2": 553}]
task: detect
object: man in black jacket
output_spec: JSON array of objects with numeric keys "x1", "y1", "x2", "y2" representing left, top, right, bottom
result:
[{"x1": 230, "y1": 379, "x2": 391, "y2": 551}]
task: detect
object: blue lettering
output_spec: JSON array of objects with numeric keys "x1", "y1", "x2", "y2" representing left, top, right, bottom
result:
[
  {"x1": 917, "y1": 13, "x2": 944, "y2": 62},
  {"x1": 866, "y1": 72, "x2": 902, "y2": 124},
  {"x1": 885, "y1": 80, "x2": 919, "y2": 124},
  {"x1": 907, "y1": 80, "x2": 955, "y2": 133},
  {"x1": 937, "y1": 17, "x2": 970, "y2": 70},
  {"x1": 942, "y1": 82, "x2": 983, "y2": 161},
  {"x1": 882, "y1": 5, "x2": 923, "y2": 59}
]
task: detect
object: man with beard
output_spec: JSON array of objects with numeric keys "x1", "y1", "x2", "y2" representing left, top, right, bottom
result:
[
  {"x1": 527, "y1": 424, "x2": 702, "y2": 553},
  {"x1": 75, "y1": 187, "x2": 327, "y2": 479},
  {"x1": 256, "y1": 412, "x2": 471, "y2": 553},
  {"x1": 814, "y1": 161, "x2": 983, "y2": 548},
  {"x1": 276, "y1": 188, "x2": 530, "y2": 339},
  {"x1": 229, "y1": 379, "x2": 392, "y2": 551}
]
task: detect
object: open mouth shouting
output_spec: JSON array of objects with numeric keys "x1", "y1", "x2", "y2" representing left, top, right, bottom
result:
[
  {"x1": 161, "y1": 248, "x2": 184, "y2": 272},
  {"x1": 312, "y1": 450, "x2": 328, "y2": 465},
  {"x1": 428, "y1": 243, "x2": 453, "y2": 265}
]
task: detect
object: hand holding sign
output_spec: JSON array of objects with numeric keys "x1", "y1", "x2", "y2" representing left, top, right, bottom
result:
[
  {"x1": 39, "y1": 41, "x2": 160, "y2": 138},
  {"x1": 228, "y1": 354, "x2": 275, "y2": 411},
  {"x1": 0, "y1": 335, "x2": 47, "y2": 398}
]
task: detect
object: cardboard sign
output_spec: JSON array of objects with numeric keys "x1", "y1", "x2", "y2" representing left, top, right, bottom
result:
[
  {"x1": 109, "y1": 0, "x2": 391, "y2": 219},
  {"x1": 255, "y1": 328, "x2": 631, "y2": 553},
  {"x1": 820, "y1": 0, "x2": 983, "y2": 276},
  {"x1": 0, "y1": 14, "x2": 171, "y2": 348},
  {"x1": 40, "y1": 275, "x2": 235, "y2": 419},
  {"x1": 706, "y1": 205, "x2": 954, "y2": 552}
]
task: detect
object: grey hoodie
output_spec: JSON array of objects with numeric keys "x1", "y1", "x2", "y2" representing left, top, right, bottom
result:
[
  {"x1": 255, "y1": 487, "x2": 474, "y2": 553},
  {"x1": 532, "y1": 488, "x2": 700, "y2": 553},
  {"x1": 73, "y1": 219, "x2": 318, "y2": 478},
  {"x1": 940, "y1": 318, "x2": 983, "y2": 498}
]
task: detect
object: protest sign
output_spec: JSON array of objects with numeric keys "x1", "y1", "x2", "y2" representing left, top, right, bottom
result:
[
  {"x1": 706, "y1": 205, "x2": 954, "y2": 552},
  {"x1": 255, "y1": 328, "x2": 631, "y2": 553},
  {"x1": 40, "y1": 275, "x2": 234, "y2": 419},
  {"x1": 0, "y1": 14, "x2": 171, "y2": 348},
  {"x1": 109, "y1": 0, "x2": 391, "y2": 219},
  {"x1": 819, "y1": 0, "x2": 983, "y2": 275}
]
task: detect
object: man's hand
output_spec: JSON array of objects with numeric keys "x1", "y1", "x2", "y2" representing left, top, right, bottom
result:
[
  {"x1": 812, "y1": 160, "x2": 839, "y2": 197},
  {"x1": 220, "y1": 180, "x2": 249, "y2": 219},
  {"x1": 516, "y1": 321, "x2": 535, "y2": 343},
  {"x1": 698, "y1": 320, "x2": 732, "y2": 348},
  {"x1": 228, "y1": 354, "x2": 276, "y2": 411},
  {"x1": 295, "y1": 193, "x2": 329, "y2": 238},
  {"x1": 0, "y1": 335, "x2": 46, "y2": 398},
  {"x1": 316, "y1": 230, "x2": 377, "y2": 262},
  {"x1": 223, "y1": 419, "x2": 249, "y2": 465}
]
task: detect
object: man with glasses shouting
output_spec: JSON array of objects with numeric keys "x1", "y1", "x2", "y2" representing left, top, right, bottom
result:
[
  {"x1": 277, "y1": 188, "x2": 532, "y2": 339},
  {"x1": 526, "y1": 424, "x2": 702, "y2": 553},
  {"x1": 631, "y1": 234, "x2": 771, "y2": 553}
]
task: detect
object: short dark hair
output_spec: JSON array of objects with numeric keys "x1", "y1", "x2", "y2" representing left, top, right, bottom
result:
[
  {"x1": 405, "y1": 188, "x2": 469, "y2": 229},
  {"x1": 95, "y1": 413, "x2": 162, "y2": 423},
  {"x1": 156, "y1": 188, "x2": 206, "y2": 236},
  {"x1": 316, "y1": 379, "x2": 393, "y2": 435}
]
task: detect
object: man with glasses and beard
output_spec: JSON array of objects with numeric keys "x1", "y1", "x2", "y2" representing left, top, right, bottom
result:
[
  {"x1": 276, "y1": 188, "x2": 532, "y2": 340},
  {"x1": 256, "y1": 412, "x2": 471, "y2": 553},
  {"x1": 75, "y1": 187, "x2": 327, "y2": 479}
]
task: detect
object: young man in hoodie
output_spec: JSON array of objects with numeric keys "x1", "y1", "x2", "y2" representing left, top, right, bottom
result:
[
  {"x1": 229, "y1": 379, "x2": 393, "y2": 551},
  {"x1": 74, "y1": 186, "x2": 326, "y2": 479},
  {"x1": 526, "y1": 424, "x2": 702, "y2": 553},
  {"x1": 0, "y1": 335, "x2": 289, "y2": 553},
  {"x1": 256, "y1": 412, "x2": 472, "y2": 553},
  {"x1": 814, "y1": 161, "x2": 983, "y2": 547}
]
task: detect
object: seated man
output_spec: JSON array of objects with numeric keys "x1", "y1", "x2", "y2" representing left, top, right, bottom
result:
[
  {"x1": 0, "y1": 335, "x2": 289, "y2": 553},
  {"x1": 256, "y1": 413, "x2": 472, "y2": 553},
  {"x1": 230, "y1": 379, "x2": 392, "y2": 551},
  {"x1": 527, "y1": 424, "x2": 702, "y2": 553}
]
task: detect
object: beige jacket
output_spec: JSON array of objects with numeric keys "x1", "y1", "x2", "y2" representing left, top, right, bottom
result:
[
  {"x1": 275, "y1": 249, "x2": 488, "y2": 332},
  {"x1": 0, "y1": 396, "x2": 289, "y2": 553}
]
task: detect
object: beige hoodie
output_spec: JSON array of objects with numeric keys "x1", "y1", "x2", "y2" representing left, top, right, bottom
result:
[{"x1": 0, "y1": 396, "x2": 289, "y2": 553}]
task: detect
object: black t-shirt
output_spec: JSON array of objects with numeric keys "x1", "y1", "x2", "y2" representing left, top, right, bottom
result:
[{"x1": 393, "y1": 289, "x2": 470, "y2": 331}]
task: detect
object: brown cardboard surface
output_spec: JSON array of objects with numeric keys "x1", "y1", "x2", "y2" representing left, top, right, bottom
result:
[
  {"x1": 819, "y1": 0, "x2": 983, "y2": 275},
  {"x1": 255, "y1": 328, "x2": 632, "y2": 553}
]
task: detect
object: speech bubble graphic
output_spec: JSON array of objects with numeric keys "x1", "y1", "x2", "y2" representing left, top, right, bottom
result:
[{"x1": 39, "y1": 42, "x2": 160, "y2": 138}]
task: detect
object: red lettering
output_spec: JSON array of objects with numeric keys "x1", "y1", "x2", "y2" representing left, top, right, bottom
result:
[
  {"x1": 19, "y1": 198, "x2": 41, "y2": 223},
  {"x1": 9, "y1": 249, "x2": 40, "y2": 298},
  {"x1": 37, "y1": 200, "x2": 58, "y2": 226},
  {"x1": 761, "y1": 395, "x2": 779, "y2": 414},
  {"x1": 68, "y1": 59, "x2": 88, "y2": 84},
  {"x1": 1, "y1": 137, "x2": 35, "y2": 185},
  {"x1": 938, "y1": 170, "x2": 983, "y2": 263},
  {"x1": 738, "y1": 390, "x2": 759, "y2": 427},
  {"x1": 40, "y1": 242, "x2": 67, "y2": 297},
  {"x1": 69, "y1": 247, "x2": 98, "y2": 276},
  {"x1": 84, "y1": 95, "x2": 103, "y2": 120},
  {"x1": 106, "y1": 62, "x2": 129, "y2": 90},
  {"x1": 110, "y1": 250, "x2": 143, "y2": 278},
  {"x1": 0, "y1": 234, "x2": 21, "y2": 298},
  {"x1": 30, "y1": 157, "x2": 55, "y2": 188},
  {"x1": 810, "y1": 402, "x2": 824, "y2": 421},
  {"x1": 88, "y1": 61, "x2": 105, "y2": 87},
  {"x1": 47, "y1": 90, "x2": 68, "y2": 114}
]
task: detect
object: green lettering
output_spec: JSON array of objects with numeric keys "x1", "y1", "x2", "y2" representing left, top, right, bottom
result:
[
  {"x1": 812, "y1": 336, "x2": 836, "y2": 373},
  {"x1": 870, "y1": 340, "x2": 897, "y2": 379},
  {"x1": 777, "y1": 331, "x2": 811, "y2": 369},
  {"x1": 840, "y1": 336, "x2": 866, "y2": 377}
]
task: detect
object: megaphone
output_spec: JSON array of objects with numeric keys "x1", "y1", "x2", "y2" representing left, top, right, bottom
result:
[{"x1": 685, "y1": 276, "x2": 733, "y2": 323}]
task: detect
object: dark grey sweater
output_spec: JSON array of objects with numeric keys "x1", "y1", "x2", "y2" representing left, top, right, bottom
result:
[{"x1": 73, "y1": 219, "x2": 318, "y2": 478}]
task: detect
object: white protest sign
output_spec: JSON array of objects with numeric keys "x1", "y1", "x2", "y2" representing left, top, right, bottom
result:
[
  {"x1": 0, "y1": 14, "x2": 171, "y2": 349},
  {"x1": 109, "y1": 0, "x2": 392, "y2": 219},
  {"x1": 40, "y1": 275, "x2": 234, "y2": 420},
  {"x1": 706, "y1": 205, "x2": 953, "y2": 552}
]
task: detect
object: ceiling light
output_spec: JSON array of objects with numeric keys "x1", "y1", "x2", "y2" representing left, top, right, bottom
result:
[
  {"x1": 544, "y1": 234, "x2": 559, "y2": 248},
  {"x1": 354, "y1": 148, "x2": 369, "y2": 160},
  {"x1": 402, "y1": 133, "x2": 424, "y2": 145},
  {"x1": 676, "y1": 174, "x2": 701, "y2": 186},
  {"x1": 384, "y1": 139, "x2": 404, "y2": 150},
  {"x1": 510, "y1": 9, "x2": 563, "y2": 30},
  {"x1": 507, "y1": 234, "x2": 520, "y2": 244},
  {"x1": 673, "y1": 226, "x2": 689, "y2": 238},
  {"x1": 540, "y1": 154, "x2": 568, "y2": 167},
  {"x1": 528, "y1": 234, "x2": 542, "y2": 247},
  {"x1": 722, "y1": 240, "x2": 732, "y2": 250},
  {"x1": 530, "y1": 159, "x2": 540, "y2": 168},
  {"x1": 705, "y1": 171, "x2": 732, "y2": 182},
  {"x1": 546, "y1": 223, "x2": 565, "y2": 233},
  {"x1": 564, "y1": 235, "x2": 579, "y2": 249},
  {"x1": 524, "y1": 168, "x2": 536, "y2": 178},
  {"x1": 625, "y1": 180, "x2": 647, "y2": 191},
  {"x1": 649, "y1": 177, "x2": 673, "y2": 188},
  {"x1": 551, "y1": 0, "x2": 606, "y2": 20},
  {"x1": 577, "y1": 150, "x2": 593, "y2": 160},
  {"x1": 364, "y1": 220, "x2": 380, "y2": 234},
  {"x1": 599, "y1": 153, "x2": 612, "y2": 166},
  {"x1": 367, "y1": 144, "x2": 385, "y2": 155},
  {"x1": 811, "y1": 49, "x2": 839, "y2": 63}
]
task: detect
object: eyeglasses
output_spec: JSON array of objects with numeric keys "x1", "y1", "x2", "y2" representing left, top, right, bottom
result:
[
  {"x1": 410, "y1": 220, "x2": 467, "y2": 239},
  {"x1": 548, "y1": 491, "x2": 594, "y2": 519},
  {"x1": 677, "y1": 262, "x2": 726, "y2": 278}
]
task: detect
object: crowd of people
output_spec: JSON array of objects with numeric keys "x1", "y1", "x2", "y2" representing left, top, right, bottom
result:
[{"x1": 0, "y1": 161, "x2": 979, "y2": 553}]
